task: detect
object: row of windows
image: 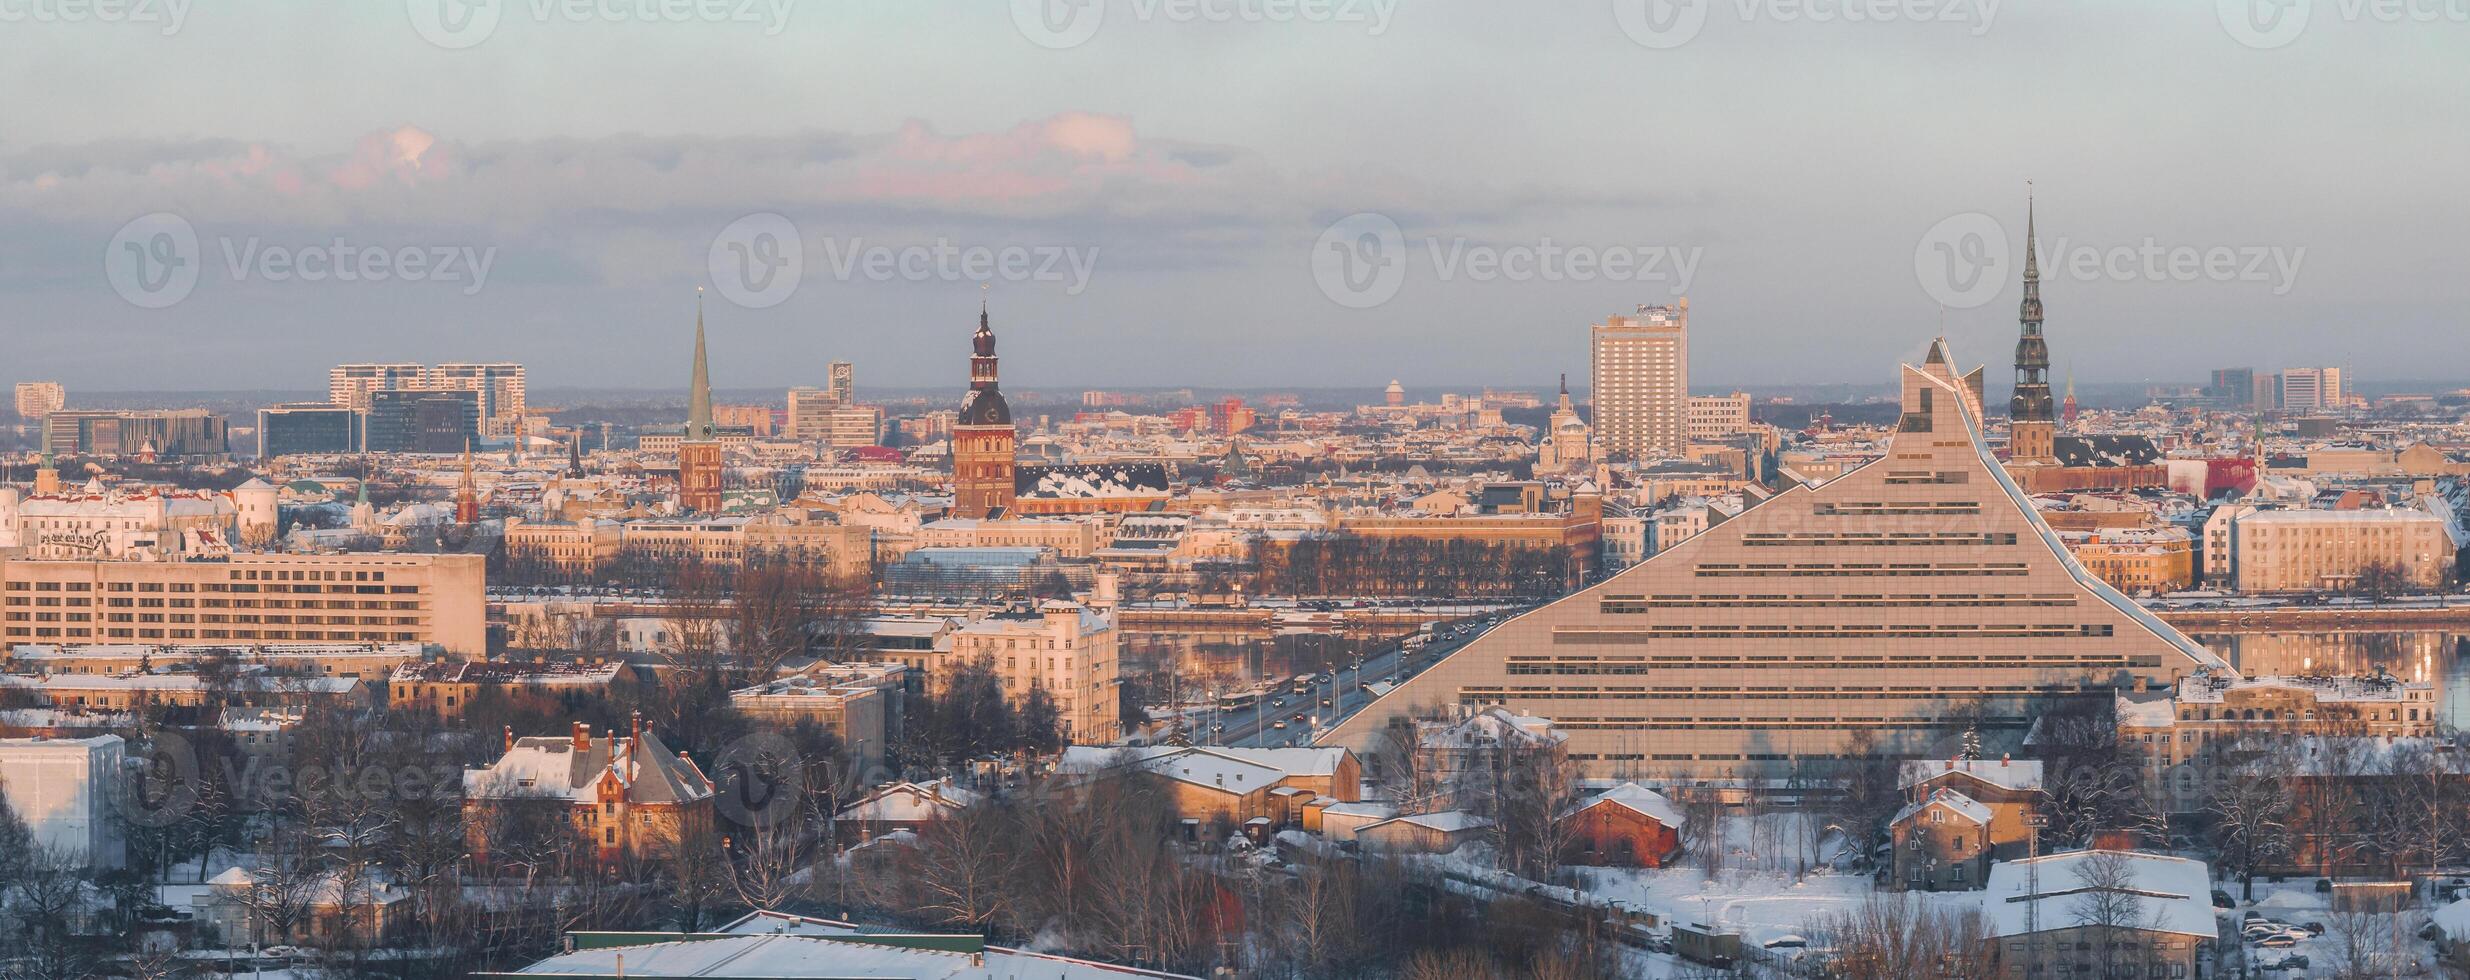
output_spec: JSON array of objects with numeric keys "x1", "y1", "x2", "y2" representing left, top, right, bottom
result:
[
  {"x1": 1510, "y1": 717, "x2": 2032, "y2": 732},
  {"x1": 5, "y1": 627, "x2": 421, "y2": 641},
  {"x1": 1600, "y1": 592, "x2": 2076, "y2": 611},
  {"x1": 1554, "y1": 624, "x2": 2117, "y2": 642},
  {"x1": 1695, "y1": 562, "x2": 2032, "y2": 577},
  {"x1": 1811, "y1": 501, "x2": 1982, "y2": 515},
  {"x1": 1473, "y1": 684, "x2": 2106, "y2": 698},
  {"x1": 1740, "y1": 532, "x2": 2019, "y2": 547},
  {"x1": 1502, "y1": 652, "x2": 2161, "y2": 670}
]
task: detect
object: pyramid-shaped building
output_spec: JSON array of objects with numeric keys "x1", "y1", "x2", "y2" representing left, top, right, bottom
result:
[{"x1": 1323, "y1": 339, "x2": 2227, "y2": 779}]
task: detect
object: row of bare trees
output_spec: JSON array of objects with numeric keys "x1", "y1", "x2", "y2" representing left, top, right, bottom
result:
[{"x1": 827, "y1": 764, "x2": 1624, "y2": 979}]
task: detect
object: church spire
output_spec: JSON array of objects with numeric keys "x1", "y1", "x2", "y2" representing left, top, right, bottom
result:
[
  {"x1": 686, "y1": 287, "x2": 715, "y2": 442},
  {"x1": 2010, "y1": 183, "x2": 2054, "y2": 426},
  {"x1": 456, "y1": 438, "x2": 479, "y2": 525}
]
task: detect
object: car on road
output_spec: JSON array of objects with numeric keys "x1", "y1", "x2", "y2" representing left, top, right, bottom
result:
[
  {"x1": 1272, "y1": 720, "x2": 1287, "y2": 729},
  {"x1": 2253, "y1": 933, "x2": 2299, "y2": 949},
  {"x1": 2260, "y1": 954, "x2": 2308, "y2": 972}
]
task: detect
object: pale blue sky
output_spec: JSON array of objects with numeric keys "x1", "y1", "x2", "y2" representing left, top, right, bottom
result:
[{"x1": 2, "y1": 2, "x2": 2464, "y2": 393}]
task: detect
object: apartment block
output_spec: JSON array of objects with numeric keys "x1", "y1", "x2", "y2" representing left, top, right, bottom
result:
[{"x1": 0, "y1": 553, "x2": 487, "y2": 655}]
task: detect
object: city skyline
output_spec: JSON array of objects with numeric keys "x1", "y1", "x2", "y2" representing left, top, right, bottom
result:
[{"x1": 5, "y1": 6, "x2": 2464, "y2": 390}]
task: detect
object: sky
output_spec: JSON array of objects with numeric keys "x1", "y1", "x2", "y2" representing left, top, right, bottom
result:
[{"x1": 1, "y1": 1, "x2": 2465, "y2": 395}]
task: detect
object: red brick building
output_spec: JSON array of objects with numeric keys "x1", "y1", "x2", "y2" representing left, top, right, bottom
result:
[{"x1": 1558, "y1": 782, "x2": 1684, "y2": 867}]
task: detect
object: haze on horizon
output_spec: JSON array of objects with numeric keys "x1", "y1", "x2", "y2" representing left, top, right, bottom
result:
[{"x1": 3, "y1": 2, "x2": 2464, "y2": 395}]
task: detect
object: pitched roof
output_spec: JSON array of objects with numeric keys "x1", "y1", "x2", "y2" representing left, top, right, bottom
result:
[
  {"x1": 1573, "y1": 781, "x2": 1684, "y2": 829},
  {"x1": 1891, "y1": 787, "x2": 1993, "y2": 827},
  {"x1": 465, "y1": 729, "x2": 711, "y2": 805},
  {"x1": 1900, "y1": 758, "x2": 2045, "y2": 793},
  {"x1": 1983, "y1": 850, "x2": 2216, "y2": 940}
]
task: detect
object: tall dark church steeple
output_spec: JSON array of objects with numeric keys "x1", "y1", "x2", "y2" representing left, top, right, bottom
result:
[
  {"x1": 686, "y1": 287, "x2": 716, "y2": 442},
  {"x1": 2009, "y1": 187, "x2": 2057, "y2": 464}
]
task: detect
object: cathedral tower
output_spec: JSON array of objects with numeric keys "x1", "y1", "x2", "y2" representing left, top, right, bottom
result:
[{"x1": 951, "y1": 299, "x2": 1017, "y2": 518}]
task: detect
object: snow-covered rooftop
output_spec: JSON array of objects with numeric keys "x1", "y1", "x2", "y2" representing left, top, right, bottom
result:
[{"x1": 1983, "y1": 850, "x2": 2216, "y2": 940}]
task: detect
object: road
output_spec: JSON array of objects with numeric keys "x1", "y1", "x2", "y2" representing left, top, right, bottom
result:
[{"x1": 1201, "y1": 613, "x2": 1514, "y2": 749}]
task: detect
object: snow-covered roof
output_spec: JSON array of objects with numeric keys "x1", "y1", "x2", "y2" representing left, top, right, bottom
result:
[
  {"x1": 1899, "y1": 758, "x2": 2043, "y2": 793},
  {"x1": 836, "y1": 780, "x2": 978, "y2": 823},
  {"x1": 1054, "y1": 744, "x2": 1349, "y2": 782},
  {"x1": 685, "y1": 911, "x2": 1198, "y2": 978},
  {"x1": 2434, "y1": 897, "x2": 2470, "y2": 940},
  {"x1": 1143, "y1": 752, "x2": 1283, "y2": 794},
  {"x1": 1366, "y1": 810, "x2": 1493, "y2": 835},
  {"x1": 2115, "y1": 692, "x2": 2177, "y2": 728},
  {"x1": 463, "y1": 729, "x2": 711, "y2": 805},
  {"x1": 514, "y1": 933, "x2": 1194, "y2": 979},
  {"x1": 1891, "y1": 787, "x2": 1993, "y2": 828},
  {"x1": 1983, "y1": 850, "x2": 2216, "y2": 940},
  {"x1": 1573, "y1": 782, "x2": 1684, "y2": 829}
]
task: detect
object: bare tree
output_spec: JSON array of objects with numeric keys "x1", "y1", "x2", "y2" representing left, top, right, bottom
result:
[
  {"x1": 2201, "y1": 747, "x2": 2292, "y2": 901},
  {"x1": 1816, "y1": 896, "x2": 1993, "y2": 980},
  {"x1": 3, "y1": 846, "x2": 96, "y2": 980},
  {"x1": 905, "y1": 799, "x2": 1019, "y2": 930},
  {"x1": 1826, "y1": 729, "x2": 1904, "y2": 874},
  {"x1": 2069, "y1": 850, "x2": 2165, "y2": 980},
  {"x1": 1677, "y1": 787, "x2": 1730, "y2": 876}
]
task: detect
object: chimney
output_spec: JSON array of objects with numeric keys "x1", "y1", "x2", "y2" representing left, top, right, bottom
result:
[
  {"x1": 504, "y1": 726, "x2": 514, "y2": 753},
  {"x1": 2000, "y1": 753, "x2": 2010, "y2": 768},
  {"x1": 571, "y1": 721, "x2": 590, "y2": 751}
]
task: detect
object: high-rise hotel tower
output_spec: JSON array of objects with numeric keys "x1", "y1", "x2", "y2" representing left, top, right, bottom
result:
[
  {"x1": 1589, "y1": 299, "x2": 1688, "y2": 461},
  {"x1": 1324, "y1": 337, "x2": 2226, "y2": 779}
]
